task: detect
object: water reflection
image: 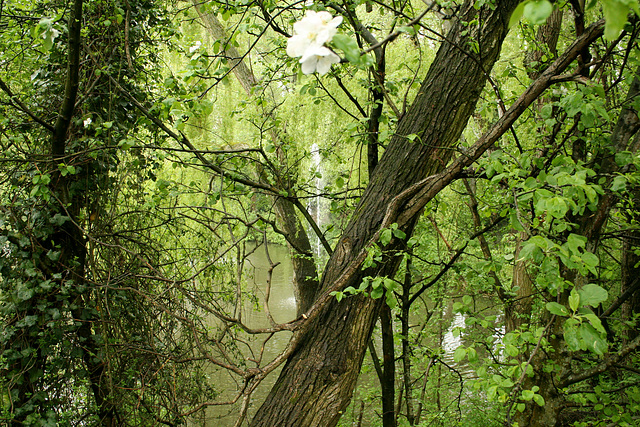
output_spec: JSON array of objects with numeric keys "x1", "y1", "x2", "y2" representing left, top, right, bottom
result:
[
  {"x1": 198, "y1": 243, "x2": 296, "y2": 426},
  {"x1": 242, "y1": 243, "x2": 297, "y2": 326},
  {"x1": 442, "y1": 312, "x2": 466, "y2": 354}
]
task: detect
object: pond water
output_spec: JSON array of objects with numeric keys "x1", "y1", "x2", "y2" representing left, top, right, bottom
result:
[{"x1": 197, "y1": 243, "x2": 296, "y2": 426}]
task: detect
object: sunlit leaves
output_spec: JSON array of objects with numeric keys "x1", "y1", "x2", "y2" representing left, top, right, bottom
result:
[
  {"x1": 379, "y1": 223, "x2": 406, "y2": 246},
  {"x1": 580, "y1": 323, "x2": 608, "y2": 355},
  {"x1": 331, "y1": 34, "x2": 374, "y2": 69},
  {"x1": 578, "y1": 284, "x2": 609, "y2": 308},
  {"x1": 601, "y1": 0, "x2": 640, "y2": 40},
  {"x1": 334, "y1": 275, "x2": 398, "y2": 307},
  {"x1": 510, "y1": 0, "x2": 553, "y2": 26},
  {"x1": 547, "y1": 302, "x2": 570, "y2": 317},
  {"x1": 524, "y1": 1, "x2": 553, "y2": 24},
  {"x1": 521, "y1": 386, "x2": 545, "y2": 406},
  {"x1": 32, "y1": 18, "x2": 61, "y2": 52}
]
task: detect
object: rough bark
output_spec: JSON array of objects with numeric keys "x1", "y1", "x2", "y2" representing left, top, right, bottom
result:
[{"x1": 250, "y1": 2, "x2": 519, "y2": 425}]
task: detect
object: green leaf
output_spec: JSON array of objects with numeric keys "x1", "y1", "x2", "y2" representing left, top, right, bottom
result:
[
  {"x1": 509, "y1": 2, "x2": 526, "y2": 27},
  {"x1": 46, "y1": 250, "x2": 60, "y2": 261},
  {"x1": 581, "y1": 252, "x2": 599, "y2": 275},
  {"x1": 564, "y1": 321, "x2": 581, "y2": 351},
  {"x1": 392, "y1": 228, "x2": 406, "y2": 240},
  {"x1": 386, "y1": 291, "x2": 397, "y2": 308},
  {"x1": 584, "y1": 312, "x2": 606, "y2": 334},
  {"x1": 546, "y1": 302, "x2": 569, "y2": 317},
  {"x1": 487, "y1": 385, "x2": 498, "y2": 400},
  {"x1": 331, "y1": 34, "x2": 360, "y2": 64},
  {"x1": 506, "y1": 344, "x2": 519, "y2": 357},
  {"x1": 569, "y1": 288, "x2": 580, "y2": 312},
  {"x1": 615, "y1": 151, "x2": 633, "y2": 167},
  {"x1": 397, "y1": 25, "x2": 416, "y2": 35},
  {"x1": 50, "y1": 214, "x2": 68, "y2": 226},
  {"x1": 602, "y1": 0, "x2": 632, "y2": 40},
  {"x1": 611, "y1": 175, "x2": 627, "y2": 192},
  {"x1": 383, "y1": 278, "x2": 396, "y2": 292},
  {"x1": 453, "y1": 346, "x2": 467, "y2": 363},
  {"x1": 566, "y1": 234, "x2": 587, "y2": 254},
  {"x1": 578, "y1": 284, "x2": 608, "y2": 308},
  {"x1": 380, "y1": 228, "x2": 392, "y2": 246},
  {"x1": 118, "y1": 139, "x2": 134, "y2": 150},
  {"x1": 523, "y1": 0, "x2": 553, "y2": 25},
  {"x1": 533, "y1": 394, "x2": 545, "y2": 407},
  {"x1": 522, "y1": 389, "x2": 535, "y2": 400},
  {"x1": 467, "y1": 347, "x2": 478, "y2": 363},
  {"x1": 579, "y1": 323, "x2": 608, "y2": 355},
  {"x1": 547, "y1": 196, "x2": 568, "y2": 219},
  {"x1": 371, "y1": 286, "x2": 384, "y2": 299}
]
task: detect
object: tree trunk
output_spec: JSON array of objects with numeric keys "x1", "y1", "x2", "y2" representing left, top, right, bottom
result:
[
  {"x1": 380, "y1": 302, "x2": 396, "y2": 427},
  {"x1": 505, "y1": 233, "x2": 534, "y2": 333},
  {"x1": 250, "y1": 2, "x2": 518, "y2": 425}
]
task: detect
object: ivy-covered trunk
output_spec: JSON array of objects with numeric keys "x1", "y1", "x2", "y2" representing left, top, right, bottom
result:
[
  {"x1": 250, "y1": 1, "x2": 519, "y2": 425},
  {"x1": 0, "y1": 1, "x2": 153, "y2": 423}
]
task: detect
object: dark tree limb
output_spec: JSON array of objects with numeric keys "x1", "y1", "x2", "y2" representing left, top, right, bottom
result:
[{"x1": 0, "y1": 77, "x2": 54, "y2": 132}]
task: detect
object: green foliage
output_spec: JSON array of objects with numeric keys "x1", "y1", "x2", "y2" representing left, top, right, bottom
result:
[
  {"x1": 2, "y1": 0, "x2": 640, "y2": 425},
  {"x1": 601, "y1": 0, "x2": 640, "y2": 39}
]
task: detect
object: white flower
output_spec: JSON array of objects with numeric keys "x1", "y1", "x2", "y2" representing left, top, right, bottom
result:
[
  {"x1": 300, "y1": 46, "x2": 340, "y2": 75},
  {"x1": 286, "y1": 10, "x2": 342, "y2": 74},
  {"x1": 83, "y1": 118, "x2": 92, "y2": 128}
]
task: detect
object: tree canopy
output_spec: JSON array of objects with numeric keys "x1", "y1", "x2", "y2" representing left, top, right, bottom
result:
[{"x1": 1, "y1": 0, "x2": 640, "y2": 426}]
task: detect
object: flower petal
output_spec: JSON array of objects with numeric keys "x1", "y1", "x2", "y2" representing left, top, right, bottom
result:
[
  {"x1": 300, "y1": 45, "x2": 332, "y2": 63},
  {"x1": 315, "y1": 51, "x2": 340, "y2": 75},
  {"x1": 300, "y1": 56, "x2": 318, "y2": 74},
  {"x1": 287, "y1": 35, "x2": 310, "y2": 57}
]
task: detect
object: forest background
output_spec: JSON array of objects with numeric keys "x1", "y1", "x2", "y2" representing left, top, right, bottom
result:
[{"x1": 1, "y1": 0, "x2": 640, "y2": 426}]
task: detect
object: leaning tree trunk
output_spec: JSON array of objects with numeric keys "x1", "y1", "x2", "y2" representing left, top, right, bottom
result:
[{"x1": 250, "y1": 2, "x2": 519, "y2": 425}]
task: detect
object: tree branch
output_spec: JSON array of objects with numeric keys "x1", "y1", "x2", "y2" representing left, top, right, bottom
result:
[
  {"x1": 559, "y1": 334, "x2": 640, "y2": 388},
  {"x1": 0, "y1": 77, "x2": 54, "y2": 132},
  {"x1": 395, "y1": 19, "x2": 605, "y2": 227}
]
